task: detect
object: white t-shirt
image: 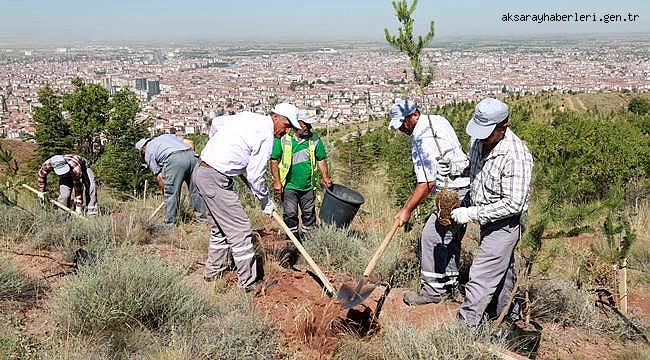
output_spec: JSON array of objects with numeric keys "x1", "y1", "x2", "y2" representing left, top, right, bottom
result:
[
  {"x1": 200, "y1": 111, "x2": 273, "y2": 201},
  {"x1": 411, "y1": 114, "x2": 470, "y2": 190},
  {"x1": 208, "y1": 114, "x2": 238, "y2": 138}
]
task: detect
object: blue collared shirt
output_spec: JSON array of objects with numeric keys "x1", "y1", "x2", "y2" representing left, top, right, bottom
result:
[{"x1": 144, "y1": 134, "x2": 190, "y2": 175}]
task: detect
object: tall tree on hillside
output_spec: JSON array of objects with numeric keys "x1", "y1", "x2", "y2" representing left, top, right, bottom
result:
[
  {"x1": 95, "y1": 88, "x2": 151, "y2": 194},
  {"x1": 62, "y1": 77, "x2": 110, "y2": 163},
  {"x1": 32, "y1": 84, "x2": 73, "y2": 163}
]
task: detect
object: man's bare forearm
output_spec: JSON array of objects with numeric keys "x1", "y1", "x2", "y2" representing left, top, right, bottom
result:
[
  {"x1": 156, "y1": 173, "x2": 164, "y2": 192},
  {"x1": 317, "y1": 160, "x2": 332, "y2": 186},
  {"x1": 270, "y1": 160, "x2": 281, "y2": 184},
  {"x1": 403, "y1": 181, "x2": 435, "y2": 212}
]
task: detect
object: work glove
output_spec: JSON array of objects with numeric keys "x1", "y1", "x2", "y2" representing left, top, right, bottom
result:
[
  {"x1": 437, "y1": 157, "x2": 468, "y2": 177},
  {"x1": 261, "y1": 198, "x2": 276, "y2": 217},
  {"x1": 75, "y1": 206, "x2": 83, "y2": 216},
  {"x1": 37, "y1": 191, "x2": 47, "y2": 202},
  {"x1": 450, "y1": 206, "x2": 479, "y2": 224},
  {"x1": 437, "y1": 158, "x2": 452, "y2": 177}
]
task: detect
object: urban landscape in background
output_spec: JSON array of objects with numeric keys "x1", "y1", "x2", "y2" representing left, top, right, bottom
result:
[{"x1": 0, "y1": 36, "x2": 649, "y2": 139}]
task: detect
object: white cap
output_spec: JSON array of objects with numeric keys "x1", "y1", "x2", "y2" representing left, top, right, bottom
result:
[
  {"x1": 297, "y1": 109, "x2": 316, "y2": 124},
  {"x1": 50, "y1": 155, "x2": 70, "y2": 176},
  {"x1": 271, "y1": 103, "x2": 300, "y2": 129},
  {"x1": 466, "y1": 98, "x2": 509, "y2": 140},
  {"x1": 388, "y1": 99, "x2": 417, "y2": 130},
  {"x1": 135, "y1": 138, "x2": 149, "y2": 152}
]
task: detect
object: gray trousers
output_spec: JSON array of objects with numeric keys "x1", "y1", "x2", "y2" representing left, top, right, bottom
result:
[
  {"x1": 192, "y1": 165, "x2": 259, "y2": 289},
  {"x1": 282, "y1": 189, "x2": 316, "y2": 239},
  {"x1": 162, "y1": 151, "x2": 206, "y2": 224},
  {"x1": 420, "y1": 188, "x2": 468, "y2": 299},
  {"x1": 458, "y1": 215, "x2": 522, "y2": 326},
  {"x1": 59, "y1": 166, "x2": 97, "y2": 212}
]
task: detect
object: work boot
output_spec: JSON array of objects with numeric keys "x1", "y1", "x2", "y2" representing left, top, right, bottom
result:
[
  {"x1": 203, "y1": 271, "x2": 224, "y2": 283},
  {"x1": 403, "y1": 291, "x2": 443, "y2": 306},
  {"x1": 244, "y1": 279, "x2": 264, "y2": 293}
]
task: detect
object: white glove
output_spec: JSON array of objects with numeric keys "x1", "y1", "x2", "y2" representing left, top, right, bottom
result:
[
  {"x1": 261, "y1": 198, "x2": 276, "y2": 217},
  {"x1": 75, "y1": 206, "x2": 83, "y2": 216},
  {"x1": 450, "y1": 206, "x2": 479, "y2": 224},
  {"x1": 437, "y1": 158, "x2": 452, "y2": 177},
  {"x1": 37, "y1": 191, "x2": 47, "y2": 201}
]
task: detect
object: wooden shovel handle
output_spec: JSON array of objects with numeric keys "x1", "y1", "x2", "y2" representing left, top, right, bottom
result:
[
  {"x1": 363, "y1": 219, "x2": 402, "y2": 277},
  {"x1": 22, "y1": 184, "x2": 85, "y2": 219},
  {"x1": 149, "y1": 201, "x2": 165, "y2": 220},
  {"x1": 272, "y1": 211, "x2": 337, "y2": 295}
]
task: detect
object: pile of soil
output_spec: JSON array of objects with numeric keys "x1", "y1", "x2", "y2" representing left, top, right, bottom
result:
[{"x1": 254, "y1": 269, "x2": 460, "y2": 357}]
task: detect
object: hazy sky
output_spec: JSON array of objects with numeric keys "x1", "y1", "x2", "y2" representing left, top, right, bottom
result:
[{"x1": 0, "y1": 0, "x2": 648, "y2": 43}]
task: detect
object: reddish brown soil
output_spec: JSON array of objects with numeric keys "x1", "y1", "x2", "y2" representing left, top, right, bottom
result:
[
  {"x1": 0, "y1": 139, "x2": 37, "y2": 174},
  {"x1": 536, "y1": 325, "x2": 625, "y2": 359},
  {"x1": 2, "y1": 244, "x2": 71, "y2": 335},
  {"x1": 629, "y1": 289, "x2": 650, "y2": 321},
  {"x1": 254, "y1": 268, "x2": 461, "y2": 357}
]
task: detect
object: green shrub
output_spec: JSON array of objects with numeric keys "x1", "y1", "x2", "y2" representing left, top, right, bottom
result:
[
  {"x1": 0, "y1": 257, "x2": 31, "y2": 300},
  {"x1": 0, "y1": 330, "x2": 38, "y2": 360},
  {"x1": 528, "y1": 280, "x2": 646, "y2": 340},
  {"x1": 304, "y1": 224, "x2": 419, "y2": 286},
  {"x1": 514, "y1": 110, "x2": 649, "y2": 208},
  {"x1": 196, "y1": 295, "x2": 280, "y2": 359},
  {"x1": 381, "y1": 321, "x2": 507, "y2": 360},
  {"x1": 51, "y1": 250, "x2": 211, "y2": 334}
]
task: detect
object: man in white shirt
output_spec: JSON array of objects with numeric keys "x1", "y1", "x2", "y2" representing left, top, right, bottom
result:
[
  {"x1": 193, "y1": 102, "x2": 301, "y2": 291},
  {"x1": 451, "y1": 98, "x2": 533, "y2": 326},
  {"x1": 388, "y1": 99, "x2": 471, "y2": 306}
]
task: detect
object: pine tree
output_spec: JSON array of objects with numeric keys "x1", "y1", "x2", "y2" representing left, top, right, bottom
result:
[
  {"x1": 62, "y1": 77, "x2": 110, "y2": 163},
  {"x1": 95, "y1": 88, "x2": 151, "y2": 194},
  {"x1": 32, "y1": 84, "x2": 73, "y2": 163},
  {"x1": 384, "y1": 0, "x2": 435, "y2": 89}
]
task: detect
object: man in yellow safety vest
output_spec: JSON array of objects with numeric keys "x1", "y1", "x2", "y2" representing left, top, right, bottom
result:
[{"x1": 270, "y1": 110, "x2": 332, "y2": 244}]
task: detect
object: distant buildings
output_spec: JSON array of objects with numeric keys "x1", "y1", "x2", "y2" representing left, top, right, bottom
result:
[
  {"x1": 135, "y1": 78, "x2": 147, "y2": 91},
  {"x1": 0, "y1": 40, "x2": 648, "y2": 137},
  {"x1": 147, "y1": 79, "x2": 160, "y2": 96}
]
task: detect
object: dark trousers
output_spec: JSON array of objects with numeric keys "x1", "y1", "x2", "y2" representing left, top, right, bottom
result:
[{"x1": 281, "y1": 189, "x2": 316, "y2": 239}]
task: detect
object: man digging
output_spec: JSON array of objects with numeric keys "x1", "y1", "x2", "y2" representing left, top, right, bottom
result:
[
  {"x1": 136, "y1": 134, "x2": 206, "y2": 225},
  {"x1": 193, "y1": 103, "x2": 300, "y2": 291},
  {"x1": 387, "y1": 99, "x2": 471, "y2": 306},
  {"x1": 36, "y1": 154, "x2": 98, "y2": 216},
  {"x1": 451, "y1": 98, "x2": 533, "y2": 326}
]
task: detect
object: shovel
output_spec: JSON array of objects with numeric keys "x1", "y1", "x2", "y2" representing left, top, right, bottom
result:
[
  {"x1": 22, "y1": 184, "x2": 86, "y2": 219},
  {"x1": 271, "y1": 211, "x2": 337, "y2": 297},
  {"x1": 236, "y1": 174, "x2": 336, "y2": 297},
  {"x1": 338, "y1": 219, "x2": 401, "y2": 309}
]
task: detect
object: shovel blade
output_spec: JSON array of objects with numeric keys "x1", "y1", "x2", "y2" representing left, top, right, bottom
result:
[{"x1": 337, "y1": 279, "x2": 377, "y2": 309}]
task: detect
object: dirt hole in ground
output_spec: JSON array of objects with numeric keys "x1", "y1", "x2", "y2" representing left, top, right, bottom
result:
[{"x1": 254, "y1": 270, "x2": 389, "y2": 355}]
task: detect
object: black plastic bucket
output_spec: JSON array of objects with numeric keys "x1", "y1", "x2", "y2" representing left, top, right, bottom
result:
[{"x1": 319, "y1": 184, "x2": 365, "y2": 228}]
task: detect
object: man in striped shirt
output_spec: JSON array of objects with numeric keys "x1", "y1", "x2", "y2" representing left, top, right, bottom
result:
[
  {"x1": 37, "y1": 154, "x2": 98, "y2": 215},
  {"x1": 450, "y1": 98, "x2": 533, "y2": 326}
]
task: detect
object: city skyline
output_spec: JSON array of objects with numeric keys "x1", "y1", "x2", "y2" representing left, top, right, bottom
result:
[{"x1": 0, "y1": 0, "x2": 648, "y2": 44}]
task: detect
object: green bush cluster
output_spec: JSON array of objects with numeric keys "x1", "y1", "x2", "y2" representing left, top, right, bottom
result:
[
  {"x1": 528, "y1": 280, "x2": 646, "y2": 340},
  {"x1": 335, "y1": 321, "x2": 508, "y2": 360},
  {"x1": 304, "y1": 224, "x2": 419, "y2": 287},
  {"x1": 513, "y1": 110, "x2": 650, "y2": 208},
  {"x1": 51, "y1": 250, "x2": 211, "y2": 334}
]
